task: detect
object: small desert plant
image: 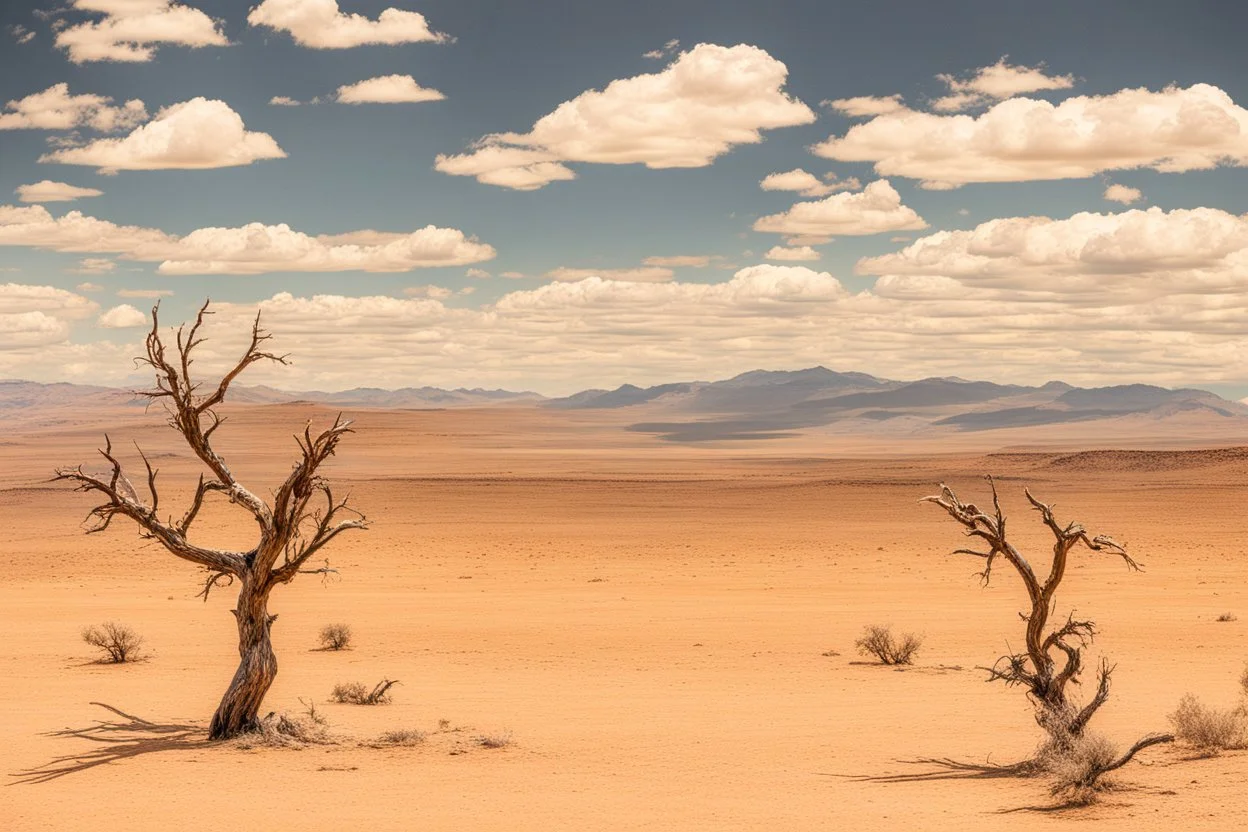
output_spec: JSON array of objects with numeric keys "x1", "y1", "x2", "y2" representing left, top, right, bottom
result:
[
  {"x1": 1217, "y1": 613, "x2": 1238, "y2": 622},
  {"x1": 475, "y1": 730, "x2": 513, "y2": 749},
  {"x1": 234, "y1": 712, "x2": 332, "y2": 750},
  {"x1": 319, "y1": 623, "x2": 352, "y2": 650},
  {"x1": 81, "y1": 621, "x2": 144, "y2": 663},
  {"x1": 1169, "y1": 694, "x2": 1248, "y2": 754},
  {"x1": 375, "y1": 728, "x2": 426, "y2": 747},
  {"x1": 299, "y1": 697, "x2": 327, "y2": 726},
  {"x1": 855, "y1": 625, "x2": 922, "y2": 665},
  {"x1": 331, "y1": 679, "x2": 398, "y2": 705},
  {"x1": 1043, "y1": 731, "x2": 1120, "y2": 805}
]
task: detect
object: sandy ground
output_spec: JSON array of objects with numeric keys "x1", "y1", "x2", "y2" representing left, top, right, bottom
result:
[{"x1": 3, "y1": 403, "x2": 1248, "y2": 830}]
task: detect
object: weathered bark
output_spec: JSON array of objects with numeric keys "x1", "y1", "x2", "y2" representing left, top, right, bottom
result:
[
  {"x1": 57, "y1": 301, "x2": 367, "y2": 741},
  {"x1": 208, "y1": 581, "x2": 279, "y2": 739}
]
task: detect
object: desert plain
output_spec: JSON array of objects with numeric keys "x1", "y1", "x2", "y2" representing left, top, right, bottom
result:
[{"x1": 3, "y1": 400, "x2": 1248, "y2": 830}]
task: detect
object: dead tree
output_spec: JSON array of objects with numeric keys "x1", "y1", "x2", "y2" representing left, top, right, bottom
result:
[
  {"x1": 921, "y1": 477, "x2": 1143, "y2": 751},
  {"x1": 56, "y1": 302, "x2": 367, "y2": 740}
]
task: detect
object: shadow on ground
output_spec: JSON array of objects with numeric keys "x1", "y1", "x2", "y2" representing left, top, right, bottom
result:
[{"x1": 10, "y1": 702, "x2": 207, "y2": 784}]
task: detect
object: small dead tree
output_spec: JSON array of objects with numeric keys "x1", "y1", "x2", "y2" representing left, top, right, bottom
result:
[
  {"x1": 922, "y1": 477, "x2": 1171, "y2": 769},
  {"x1": 56, "y1": 302, "x2": 367, "y2": 740}
]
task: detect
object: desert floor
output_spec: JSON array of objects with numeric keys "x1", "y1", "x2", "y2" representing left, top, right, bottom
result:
[{"x1": 3, "y1": 403, "x2": 1248, "y2": 830}]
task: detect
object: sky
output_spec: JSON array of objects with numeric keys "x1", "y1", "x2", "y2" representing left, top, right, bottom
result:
[{"x1": 2, "y1": 0, "x2": 1248, "y2": 395}]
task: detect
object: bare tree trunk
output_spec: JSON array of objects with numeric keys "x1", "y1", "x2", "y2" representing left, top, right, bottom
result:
[{"x1": 209, "y1": 580, "x2": 278, "y2": 740}]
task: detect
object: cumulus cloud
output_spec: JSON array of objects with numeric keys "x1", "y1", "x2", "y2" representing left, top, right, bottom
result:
[
  {"x1": 0, "y1": 83, "x2": 147, "y2": 131},
  {"x1": 55, "y1": 0, "x2": 228, "y2": 63},
  {"x1": 824, "y1": 95, "x2": 905, "y2": 117},
  {"x1": 859, "y1": 205, "x2": 1248, "y2": 302},
  {"x1": 247, "y1": 0, "x2": 449, "y2": 48},
  {"x1": 269, "y1": 95, "x2": 301, "y2": 107},
  {"x1": 71, "y1": 257, "x2": 116, "y2": 274},
  {"x1": 403, "y1": 285, "x2": 454, "y2": 300},
  {"x1": 16, "y1": 180, "x2": 104, "y2": 203},
  {"x1": 760, "y1": 168, "x2": 860, "y2": 198},
  {"x1": 0, "y1": 204, "x2": 496, "y2": 274},
  {"x1": 545, "y1": 266, "x2": 675, "y2": 283},
  {"x1": 643, "y1": 255, "x2": 713, "y2": 268},
  {"x1": 764, "y1": 245, "x2": 821, "y2": 261},
  {"x1": 932, "y1": 57, "x2": 1074, "y2": 111},
  {"x1": 98, "y1": 303, "x2": 147, "y2": 328},
  {"x1": 753, "y1": 180, "x2": 927, "y2": 237},
  {"x1": 1104, "y1": 183, "x2": 1143, "y2": 204},
  {"x1": 815, "y1": 83, "x2": 1248, "y2": 186},
  {"x1": 644, "y1": 38, "x2": 680, "y2": 59},
  {"x1": 435, "y1": 43, "x2": 815, "y2": 189},
  {"x1": 336, "y1": 75, "x2": 445, "y2": 104},
  {"x1": 40, "y1": 98, "x2": 286, "y2": 172},
  {"x1": 465, "y1": 268, "x2": 490, "y2": 278}
]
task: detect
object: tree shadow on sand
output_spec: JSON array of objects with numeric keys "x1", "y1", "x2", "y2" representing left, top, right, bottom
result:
[
  {"x1": 838, "y1": 756, "x2": 1040, "y2": 784},
  {"x1": 10, "y1": 702, "x2": 208, "y2": 785}
]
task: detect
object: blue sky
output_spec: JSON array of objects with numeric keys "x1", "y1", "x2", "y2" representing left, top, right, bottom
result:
[{"x1": 2, "y1": 0, "x2": 1248, "y2": 395}]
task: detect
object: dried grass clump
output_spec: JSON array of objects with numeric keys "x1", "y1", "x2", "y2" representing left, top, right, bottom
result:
[
  {"x1": 319, "y1": 623, "x2": 352, "y2": 651},
  {"x1": 234, "y1": 712, "x2": 333, "y2": 750},
  {"x1": 1042, "y1": 731, "x2": 1120, "y2": 805},
  {"x1": 855, "y1": 625, "x2": 922, "y2": 665},
  {"x1": 374, "y1": 728, "x2": 427, "y2": 747},
  {"x1": 1216, "y1": 613, "x2": 1238, "y2": 622},
  {"x1": 331, "y1": 679, "x2": 398, "y2": 705},
  {"x1": 1169, "y1": 694, "x2": 1248, "y2": 754},
  {"x1": 475, "y1": 730, "x2": 513, "y2": 749},
  {"x1": 81, "y1": 621, "x2": 144, "y2": 663}
]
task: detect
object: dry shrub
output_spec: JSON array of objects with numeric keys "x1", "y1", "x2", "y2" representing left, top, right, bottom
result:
[
  {"x1": 235, "y1": 712, "x2": 332, "y2": 750},
  {"x1": 855, "y1": 625, "x2": 922, "y2": 665},
  {"x1": 331, "y1": 679, "x2": 398, "y2": 705},
  {"x1": 1043, "y1": 731, "x2": 1120, "y2": 805},
  {"x1": 1216, "y1": 613, "x2": 1238, "y2": 622},
  {"x1": 319, "y1": 623, "x2": 352, "y2": 651},
  {"x1": 1169, "y1": 694, "x2": 1248, "y2": 754},
  {"x1": 375, "y1": 729, "x2": 426, "y2": 747},
  {"x1": 81, "y1": 622, "x2": 144, "y2": 663},
  {"x1": 475, "y1": 730, "x2": 513, "y2": 749}
]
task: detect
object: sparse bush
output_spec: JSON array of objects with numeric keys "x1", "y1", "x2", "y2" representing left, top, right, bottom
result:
[
  {"x1": 1217, "y1": 613, "x2": 1238, "y2": 622},
  {"x1": 299, "y1": 697, "x2": 327, "y2": 726},
  {"x1": 234, "y1": 712, "x2": 332, "y2": 750},
  {"x1": 81, "y1": 621, "x2": 144, "y2": 663},
  {"x1": 375, "y1": 729, "x2": 426, "y2": 746},
  {"x1": 331, "y1": 679, "x2": 398, "y2": 705},
  {"x1": 475, "y1": 730, "x2": 513, "y2": 749},
  {"x1": 1043, "y1": 731, "x2": 1120, "y2": 805},
  {"x1": 319, "y1": 623, "x2": 352, "y2": 651},
  {"x1": 855, "y1": 625, "x2": 922, "y2": 665},
  {"x1": 1169, "y1": 694, "x2": 1248, "y2": 754}
]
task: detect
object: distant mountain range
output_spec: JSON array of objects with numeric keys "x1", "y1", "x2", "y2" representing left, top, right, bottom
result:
[{"x1": 4, "y1": 367, "x2": 1246, "y2": 442}]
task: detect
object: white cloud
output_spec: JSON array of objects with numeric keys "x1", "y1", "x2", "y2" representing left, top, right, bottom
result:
[
  {"x1": 815, "y1": 83, "x2": 1248, "y2": 185},
  {"x1": 465, "y1": 268, "x2": 491, "y2": 278},
  {"x1": 336, "y1": 75, "x2": 445, "y2": 104},
  {"x1": 764, "y1": 245, "x2": 821, "y2": 261},
  {"x1": 71, "y1": 257, "x2": 116, "y2": 274},
  {"x1": 247, "y1": 0, "x2": 449, "y2": 48},
  {"x1": 0, "y1": 83, "x2": 147, "y2": 131},
  {"x1": 56, "y1": 0, "x2": 228, "y2": 63},
  {"x1": 824, "y1": 95, "x2": 905, "y2": 117},
  {"x1": 753, "y1": 180, "x2": 927, "y2": 237},
  {"x1": 76, "y1": 282, "x2": 105, "y2": 292},
  {"x1": 10, "y1": 25, "x2": 35, "y2": 45},
  {"x1": 545, "y1": 266, "x2": 675, "y2": 283},
  {"x1": 117, "y1": 288, "x2": 172, "y2": 298},
  {"x1": 40, "y1": 98, "x2": 286, "y2": 172},
  {"x1": 0, "y1": 204, "x2": 496, "y2": 274},
  {"x1": 643, "y1": 255, "x2": 712, "y2": 268},
  {"x1": 15, "y1": 180, "x2": 104, "y2": 203},
  {"x1": 644, "y1": 38, "x2": 680, "y2": 59},
  {"x1": 500, "y1": 271, "x2": 526, "y2": 279},
  {"x1": 933, "y1": 57, "x2": 1074, "y2": 111},
  {"x1": 269, "y1": 95, "x2": 301, "y2": 106},
  {"x1": 403, "y1": 285, "x2": 454, "y2": 300},
  {"x1": 1104, "y1": 183, "x2": 1143, "y2": 204},
  {"x1": 98, "y1": 303, "x2": 148, "y2": 328},
  {"x1": 435, "y1": 43, "x2": 815, "y2": 189},
  {"x1": 760, "y1": 168, "x2": 860, "y2": 198}
]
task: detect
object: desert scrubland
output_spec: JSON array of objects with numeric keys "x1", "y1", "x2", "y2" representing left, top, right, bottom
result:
[{"x1": 3, "y1": 402, "x2": 1248, "y2": 830}]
